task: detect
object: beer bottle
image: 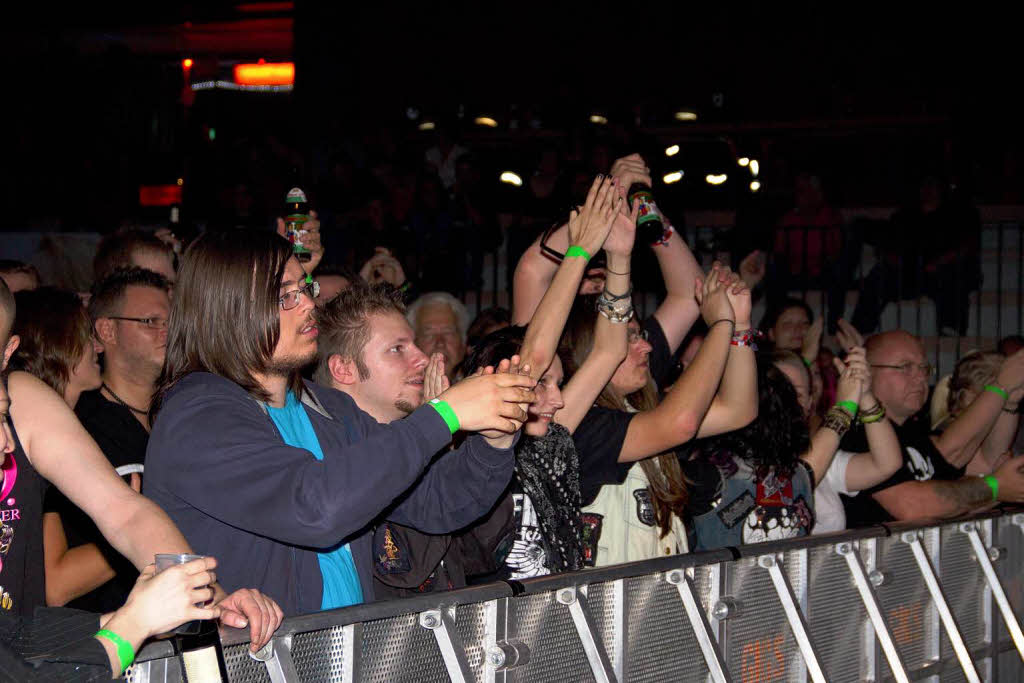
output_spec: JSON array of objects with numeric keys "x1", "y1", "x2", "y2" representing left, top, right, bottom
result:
[
  {"x1": 627, "y1": 183, "x2": 667, "y2": 246},
  {"x1": 173, "y1": 619, "x2": 231, "y2": 682},
  {"x1": 284, "y1": 187, "x2": 312, "y2": 261}
]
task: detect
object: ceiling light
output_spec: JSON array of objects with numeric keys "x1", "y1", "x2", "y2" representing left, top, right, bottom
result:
[
  {"x1": 500, "y1": 171, "x2": 523, "y2": 187},
  {"x1": 665, "y1": 145, "x2": 680, "y2": 157},
  {"x1": 749, "y1": 159, "x2": 759, "y2": 177},
  {"x1": 474, "y1": 116, "x2": 498, "y2": 128},
  {"x1": 663, "y1": 171, "x2": 684, "y2": 184},
  {"x1": 674, "y1": 110, "x2": 698, "y2": 122},
  {"x1": 589, "y1": 114, "x2": 608, "y2": 125},
  {"x1": 705, "y1": 174, "x2": 727, "y2": 185},
  {"x1": 738, "y1": 157, "x2": 749, "y2": 166},
  {"x1": 750, "y1": 181, "x2": 761, "y2": 191},
  {"x1": 417, "y1": 121, "x2": 436, "y2": 131}
]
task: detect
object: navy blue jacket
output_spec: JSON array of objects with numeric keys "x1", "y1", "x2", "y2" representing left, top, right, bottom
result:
[{"x1": 144, "y1": 372, "x2": 514, "y2": 616}]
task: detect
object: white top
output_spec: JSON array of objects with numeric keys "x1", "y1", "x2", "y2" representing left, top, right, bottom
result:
[{"x1": 812, "y1": 450, "x2": 857, "y2": 534}]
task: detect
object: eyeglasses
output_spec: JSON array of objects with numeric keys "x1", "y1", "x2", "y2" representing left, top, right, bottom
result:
[
  {"x1": 870, "y1": 362, "x2": 936, "y2": 378},
  {"x1": 627, "y1": 328, "x2": 650, "y2": 345},
  {"x1": 279, "y1": 278, "x2": 319, "y2": 310},
  {"x1": 108, "y1": 316, "x2": 168, "y2": 330}
]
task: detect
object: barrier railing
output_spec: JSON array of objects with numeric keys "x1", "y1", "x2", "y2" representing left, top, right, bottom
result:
[{"x1": 128, "y1": 508, "x2": 1024, "y2": 682}]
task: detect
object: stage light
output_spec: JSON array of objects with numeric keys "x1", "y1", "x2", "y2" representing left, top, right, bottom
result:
[
  {"x1": 705, "y1": 174, "x2": 727, "y2": 185},
  {"x1": 738, "y1": 157, "x2": 749, "y2": 166},
  {"x1": 663, "y1": 171, "x2": 683, "y2": 184},
  {"x1": 208, "y1": 128, "x2": 216, "y2": 141},
  {"x1": 418, "y1": 121, "x2": 436, "y2": 131},
  {"x1": 176, "y1": 178, "x2": 184, "y2": 186},
  {"x1": 474, "y1": 116, "x2": 498, "y2": 128},
  {"x1": 665, "y1": 145, "x2": 680, "y2": 157},
  {"x1": 750, "y1": 181, "x2": 761, "y2": 191},
  {"x1": 674, "y1": 110, "x2": 698, "y2": 121},
  {"x1": 500, "y1": 171, "x2": 523, "y2": 187},
  {"x1": 749, "y1": 159, "x2": 759, "y2": 177},
  {"x1": 182, "y1": 58, "x2": 194, "y2": 70},
  {"x1": 233, "y1": 62, "x2": 295, "y2": 86},
  {"x1": 589, "y1": 114, "x2": 608, "y2": 125}
]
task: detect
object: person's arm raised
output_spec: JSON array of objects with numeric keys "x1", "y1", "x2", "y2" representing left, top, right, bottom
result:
[
  {"x1": 556, "y1": 191, "x2": 637, "y2": 433},
  {"x1": 934, "y1": 349, "x2": 1024, "y2": 468},
  {"x1": 842, "y1": 356, "x2": 904, "y2": 491},
  {"x1": 693, "y1": 272, "x2": 759, "y2": 438},
  {"x1": 616, "y1": 264, "x2": 735, "y2": 462},
  {"x1": 609, "y1": 153, "x2": 702, "y2": 354},
  {"x1": 801, "y1": 350, "x2": 865, "y2": 485},
  {"x1": 519, "y1": 175, "x2": 620, "y2": 381},
  {"x1": 512, "y1": 225, "x2": 567, "y2": 325}
]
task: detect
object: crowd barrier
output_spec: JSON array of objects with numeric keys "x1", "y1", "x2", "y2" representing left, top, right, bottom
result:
[{"x1": 128, "y1": 508, "x2": 1024, "y2": 682}]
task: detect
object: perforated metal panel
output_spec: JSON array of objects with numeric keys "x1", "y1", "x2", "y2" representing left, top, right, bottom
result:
[
  {"x1": 805, "y1": 543, "x2": 869, "y2": 683},
  {"x1": 618, "y1": 571, "x2": 709, "y2": 682},
  {"x1": 997, "y1": 646, "x2": 1022, "y2": 682},
  {"x1": 504, "y1": 591, "x2": 596, "y2": 683},
  {"x1": 223, "y1": 642, "x2": 273, "y2": 683},
  {"x1": 454, "y1": 602, "x2": 490, "y2": 676},
  {"x1": 290, "y1": 626, "x2": 349, "y2": 681},
  {"x1": 939, "y1": 523, "x2": 991, "y2": 662},
  {"x1": 723, "y1": 556, "x2": 803, "y2": 683},
  {"x1": 995, "y1": 515, "x2": 1024, "y2": 653},
  {"x1": 582, "y1": 580, "x2": 621, "y2": 673},
  {"x1": 875, "y1": 532, "x2": 940, "y2": 673},
  {"x1": 360, "y1": 612, "x2": 451, "y2": 683}
]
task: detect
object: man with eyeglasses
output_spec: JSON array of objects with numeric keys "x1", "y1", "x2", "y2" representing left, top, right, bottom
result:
[
  {"x1": 144, "y1": 229, "x2": 535, "y2": 616},
  {"x1": 42, "y1": 267, "x2": 173, "y2": 613},
  {"x1": 839, "y1": 326, "x2": 1024, "y2": 527}
]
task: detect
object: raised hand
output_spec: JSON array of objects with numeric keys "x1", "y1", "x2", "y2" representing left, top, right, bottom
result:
[
  {"x1": 360, "y1": 248, "x2": 407, "y2": 287},
  {"x1": 567, "y1": 175, "x2": 621, "y2": 257},
  {"x1": 802, "y1": 315, "x2": 824, "y2": 364},
  {"x1": 438, "y1": 361, "x2": 536, "y2": 434},
  {"x1": 422, "y1": 352, "x2": 450, "y2": 403},
  {"x1": 836, "y1": 318, "x2": 865, "y2": 352},
  {"x1": 832, "y1": 348, "x2": 866, "y2": 408},
  {"x1": 609, "y1": 153, "x2": 652, "y2": 196},
  {"x1": 694, "y1": 262, "x2": 736, "y2": 327},
  {"x1": 724, "y1": 271, "x2": 752, "y2": 330},
  {"x1": 603, "y1": 197, "x2": 640, "y2": 258},
  {"x1": 738, "y1": 250, "x2": 766, "y2": 289},
  {"x1": 276, "y1": 210, "x2": 324, "y2": 271},
  {"x1": 997, "y1": 349, "x2": 1024, "y2": 401}
]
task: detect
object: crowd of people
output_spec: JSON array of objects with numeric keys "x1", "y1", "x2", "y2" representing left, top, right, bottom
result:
[{"x1": 1, "y1": 151, "x2": 1023, "y2": 680}]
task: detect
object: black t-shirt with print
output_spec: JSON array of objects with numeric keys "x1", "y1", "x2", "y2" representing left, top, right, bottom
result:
[
  {"x1": 0, "y1": 411, "x2": 47, "y2": 617},
  {"x1": 840, "y1": 414, "x2": 966, "y2": 527}
]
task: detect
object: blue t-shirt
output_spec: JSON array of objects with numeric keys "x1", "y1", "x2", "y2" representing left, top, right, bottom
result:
[{"x1": 266, "y1": 391, "x2": 363, "y2": 610}]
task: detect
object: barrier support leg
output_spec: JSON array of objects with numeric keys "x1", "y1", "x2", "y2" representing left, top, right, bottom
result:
[
  {"x1": 757, "y1": 554, "x2": 827, "y2": 683},
  {"x1": 901, "y1": 530, "x2": 981, "y2": 682},
  {"x1": 665, "y1": 569, "x2": 732, "y2": 683},
  {"x1": 836, "y1": 542, "x2": 910, "y2": 683},
  {"x1": 250, "y1": 634, "x2": 299, "y2": 683},
  {"x1": 420, "y1": 608, "x2": 473, "y2": 683},
  {"x1": 961, "y1": 522, "x2": 1024, "y2": 661},
  {"x1": 556, "y1": 586, "x2": 617, "y2": 683}
]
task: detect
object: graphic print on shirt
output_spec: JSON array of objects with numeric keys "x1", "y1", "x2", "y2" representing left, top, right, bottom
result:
[
  {"x1": 633, "y1": 488, "x2": 656, "y2": 526},
  {"x1": 904, "y1": 446, "x2": 935, "y2": 481},
  {"x1": 0, "y1": 452, "x2": 19, "y2": 610},
  {"x1": 505, "y1": 493, "x2": 549, "y2": 579},
  {"x1": 580, "y1": 513, "x2": 603, "y2": 567},
  {"x1": 742, "y1": 470, "x2": 814, "y2": 544}
]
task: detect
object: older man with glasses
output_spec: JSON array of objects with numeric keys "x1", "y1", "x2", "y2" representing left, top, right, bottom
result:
[{"x1": 834, "y1": 322, "x2": 1024, "y2": 527}]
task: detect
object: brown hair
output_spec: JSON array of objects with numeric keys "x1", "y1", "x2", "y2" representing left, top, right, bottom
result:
[
  {"x1": 153, "y1": 229, "x2": 301, "y2": 413},
  {"x1": 0, "y1": 278, "x2": 14, "y2": 339},
  {"x1": 559, "y1": 296, "x2": 688, "y2": 538},
  {"x1": 947, "y1": 351, "x2": 1002, "y2": 417},
  {"x1": 88, "y1": 267, "x2": 171, "y2": 322},
  {"x1": 93, "y1": 230, "x2": 173, "y2": 283},
  {"x1": 313, "y1": 283, "x2": 406, "y2": 385},
  {"x1": 8, "y1": 287, "x2": 92, "y2": 397}
]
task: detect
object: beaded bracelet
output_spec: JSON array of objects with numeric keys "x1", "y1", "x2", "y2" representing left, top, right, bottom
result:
[
  {"x1": 731, "y1": 328, "x2": 761, "y2": 349},
  {"x1": 822, "y1": 406, "x2": 853, "y2": 438},
  {"x1": 858, "y1": 402, "x2": 886, "y2": 424}
]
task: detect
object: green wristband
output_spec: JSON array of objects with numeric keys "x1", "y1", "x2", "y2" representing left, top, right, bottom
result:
[
  {"x1": 984, "y1": 384, "x2": 1009, "y2": 401},
  {"x1": 96, "y1": 629, "x2": 135, "y2": 675},
  {"x1": 802, "y1": 356, "x2": 813, "y2": 367},
  {"x1": 565, "y1": 245, "x2": 591, "y2": 262},
  {"x1": 836, "y1": 400, "x2": 859, "y2": 417},
  {"x1": 983, "y1": 474, "x2": 999, "y2": 501},
  {"x1": 428, "y1": 399, "x2": 460, "y2": 435}
]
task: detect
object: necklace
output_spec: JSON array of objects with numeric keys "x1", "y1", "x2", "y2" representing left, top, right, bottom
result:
[{"x1": 102, "y1": 382, "x2": 148, "y2": 416}]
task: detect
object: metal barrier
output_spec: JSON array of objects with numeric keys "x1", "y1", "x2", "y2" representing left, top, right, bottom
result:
[{"x1": 129, "y1": 508, "x2": 1024, "y2": 682}]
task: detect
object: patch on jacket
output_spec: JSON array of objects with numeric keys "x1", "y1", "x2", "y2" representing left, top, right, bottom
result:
[
  {"x1": 633, "y1": 488, "x2": 656, "y2": 526},
  {"x1": 374, "y1": 525, "x2": 412, "y2": 575},
  {"x1": 580, "y1": 513, "x2": 603, "y2": 567},
  {"x1": 717, "y1": 491, "x2": 756, "y2": 529}
]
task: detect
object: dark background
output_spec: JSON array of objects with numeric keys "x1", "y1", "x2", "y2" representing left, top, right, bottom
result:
[{"x1": 2, "y1": 2, "x2": 1020, "y2": 231}]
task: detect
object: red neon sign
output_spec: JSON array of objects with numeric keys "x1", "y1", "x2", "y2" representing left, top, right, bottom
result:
[{"x1": 233, "y1": 62, "x2": 295, "y2": 86}]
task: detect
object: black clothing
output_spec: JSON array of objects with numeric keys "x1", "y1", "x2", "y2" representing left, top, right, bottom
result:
[
  {"x1": 0, "y1": 607, "x2": 111, "y2": 683},
  {"x1": 0, "y1": 408, "x2": 47, "y2": 617},
  {"x1": 841, "y1": 415, "x2": 966, "y2": 527},
  {"x1": 44, "y1": 390, "x2": 147, "y2": 613}
]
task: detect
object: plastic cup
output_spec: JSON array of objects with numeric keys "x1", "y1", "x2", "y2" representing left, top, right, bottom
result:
[{"x1": 155, "y1": 553, "x2": 206, "y2": 573}]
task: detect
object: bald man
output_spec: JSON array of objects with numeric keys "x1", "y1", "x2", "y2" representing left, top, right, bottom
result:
[{"x1": 841, "y1": 329, "x2": 1024, "y2": 526}]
